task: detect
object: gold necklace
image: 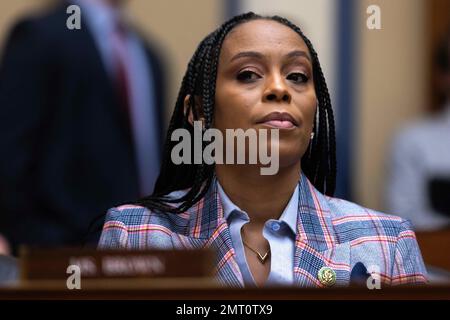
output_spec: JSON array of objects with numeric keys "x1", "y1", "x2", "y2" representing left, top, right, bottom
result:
[{"x1": 242, "y1": 239, "x2": 270, "y2": 264}]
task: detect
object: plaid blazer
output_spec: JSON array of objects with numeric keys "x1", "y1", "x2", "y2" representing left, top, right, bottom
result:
[{"x1": 98, "y1": 174, "x2": 428, "y2": 288}]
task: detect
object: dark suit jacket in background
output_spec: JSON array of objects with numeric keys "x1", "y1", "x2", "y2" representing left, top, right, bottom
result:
[{"x1": 0, "y1": 2, "x2": 166, "y2": 254}]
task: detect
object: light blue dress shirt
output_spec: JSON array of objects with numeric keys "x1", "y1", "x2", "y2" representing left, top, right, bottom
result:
[
  {"x1": 217, "y1": 183, "x2": 298, "y2": 287},
  {"x1": 74, "y1": 0, "x2": 160, "y2": 196}
]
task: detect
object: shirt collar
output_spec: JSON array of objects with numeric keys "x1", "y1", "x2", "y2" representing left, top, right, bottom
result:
[
  {"x1": 278, "y1": 185, "x2": 299, "y2": 235},
  {"x1": 217, "y1": 181, "x2": 299, "y2": 235},
  {"x1": 217, "y1": 182, "x2": 248, "y2": 221}
]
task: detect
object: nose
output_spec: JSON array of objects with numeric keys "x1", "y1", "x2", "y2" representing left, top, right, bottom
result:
[{"x1": 262, "y1": 73, "x2": 291, "y2": 103}]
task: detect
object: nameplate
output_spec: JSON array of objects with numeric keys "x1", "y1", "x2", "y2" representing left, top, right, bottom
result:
[{"x1": 20, "y1": 247, "x2": 215, "y2": 280}]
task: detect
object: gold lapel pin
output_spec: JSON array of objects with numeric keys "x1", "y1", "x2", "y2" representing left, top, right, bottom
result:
[{"x1": 317, "y1": 266, "x2": 336, "y2": 287}]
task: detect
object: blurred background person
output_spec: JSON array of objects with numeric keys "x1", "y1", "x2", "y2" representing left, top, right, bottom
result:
[
  {"x1": 0, "y1": 0, "x2": 166, "y2": 255},
  {"x1": 386, "y1": 30, "x2": 450, "y2": 231}
]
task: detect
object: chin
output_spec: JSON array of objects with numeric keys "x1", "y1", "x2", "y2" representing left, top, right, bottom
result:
[{"x1": 276, "y1": 144, "x2": 304, "y2": 168}]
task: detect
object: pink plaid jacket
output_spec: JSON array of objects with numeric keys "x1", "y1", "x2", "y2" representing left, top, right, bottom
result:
[{"x1": 99, "y1": 173, "x2": 428, "y2": 287}]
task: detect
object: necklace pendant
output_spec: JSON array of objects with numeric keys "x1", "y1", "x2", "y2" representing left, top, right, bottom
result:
[{"x1": 257, "y1": 252, "x2": 269, "y2": 264}]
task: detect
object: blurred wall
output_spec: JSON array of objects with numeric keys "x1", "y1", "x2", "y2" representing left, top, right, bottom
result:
[
  {"x1": 0, "y1": 1, "x2": 54, "y2": 46},
  {"x1": 0, "y1": 0, "x2": 223, "y2": 123},
  {"x1": 356, "y1": 0, "x2": 426, "y2": 211},
  {"x1": 125, "y1": 0, "x2": 222, "y2": 122}
]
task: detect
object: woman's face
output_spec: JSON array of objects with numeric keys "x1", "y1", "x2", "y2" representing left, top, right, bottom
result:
[{"x1": 214, "y1": 19, "x2": 317, "y2": 169}]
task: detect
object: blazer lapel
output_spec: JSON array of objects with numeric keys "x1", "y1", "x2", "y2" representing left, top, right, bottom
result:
[
  {"x1": 170, "y1": 179, "x2": 244, "y2": 288},
  {"x1": 293, "y1": 174, "x2": 351, "y2": 287},
  {"x1": 170, "y1": 174, "x2": 351, "y2": 288}
]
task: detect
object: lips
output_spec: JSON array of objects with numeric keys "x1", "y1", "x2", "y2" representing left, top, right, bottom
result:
[{"x1": 256, "y1": 112, "x2": 299, "y2": 129}]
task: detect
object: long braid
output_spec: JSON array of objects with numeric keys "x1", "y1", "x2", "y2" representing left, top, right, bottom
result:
[
  {"x1": 327, "y1": 109, "x2": 337, "y2": 193},
  {"x1": 314, "y1": 50, "x2": 336, "y2": 194},
  {"x1": 316, "y1": 57, "x2": 336, "y2": 195},
  {"x1": 158, "y1": 37, "x2": 211, "y2": 206}
]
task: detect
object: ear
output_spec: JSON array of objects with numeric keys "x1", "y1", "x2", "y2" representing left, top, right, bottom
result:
[{"x1": 183, "y1": 94, "x2": 205, "y2": 126}]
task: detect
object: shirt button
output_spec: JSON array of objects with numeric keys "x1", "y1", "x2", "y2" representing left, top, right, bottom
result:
[{"x1": 271, "y1": 222, "x2": 281, "y2": 232}]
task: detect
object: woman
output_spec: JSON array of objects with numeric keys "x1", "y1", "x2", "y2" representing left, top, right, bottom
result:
[{"x1": 99, "y1": 12, "x2": 427, "y2": 287}]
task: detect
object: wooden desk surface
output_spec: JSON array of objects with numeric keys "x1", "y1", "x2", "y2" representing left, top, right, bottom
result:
[
  {"x1": 416, "y1": 228, "x2": 450, "y2": 271},
  {"x1": 0, "y1": 280, "x2": 449, "y2": 300}
]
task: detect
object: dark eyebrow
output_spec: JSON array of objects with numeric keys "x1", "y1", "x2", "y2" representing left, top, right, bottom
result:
[
  {"x1": 229, "y1": 51, "x2": 264, "y2": 63},
  {"x1": 229, "y1": 50, "x2": 311, "y2": 63},
  {"x1": 285, "y1": 50, "x2": 311, "y2": 62}
]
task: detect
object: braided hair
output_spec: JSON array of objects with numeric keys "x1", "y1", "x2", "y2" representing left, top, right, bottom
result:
[{"x1": 135, "y1": 12, "x2": 337, "y2": 214}]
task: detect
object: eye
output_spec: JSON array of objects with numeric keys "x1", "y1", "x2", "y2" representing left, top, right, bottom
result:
[
  {"x1": 286, "y1": 72, "x2": 309, "y2": 84},
  {"x1": 236, "y1": 70, "x2": 261, "y2": 82}
]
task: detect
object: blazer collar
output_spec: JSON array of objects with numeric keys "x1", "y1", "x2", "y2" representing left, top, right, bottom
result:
[
  {"x1": 296, "y1": 174, "x2": 337, "y2": 251},
  {"x1": 293, "y1": 175, "x2": 351, "y2": 287},
  {"x1": 170, "y1": 173, "x2": 351, "y2": 288},
  {"x1": 170, "y1": 177, "x2": 244, "y2": 287}
]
